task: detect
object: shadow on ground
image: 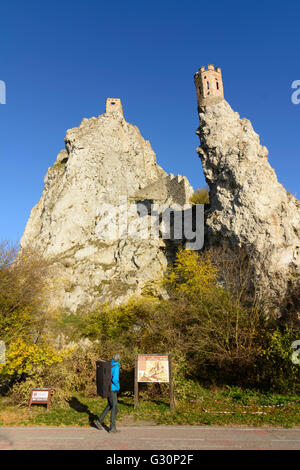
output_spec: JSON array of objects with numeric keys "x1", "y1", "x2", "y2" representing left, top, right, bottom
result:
[{"x1": 67, "y1": 397, "x2": 99, "y2": 428}]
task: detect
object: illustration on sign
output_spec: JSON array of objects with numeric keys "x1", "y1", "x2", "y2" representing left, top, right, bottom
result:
[
  {"x1": 137, "y1": 355, "x2": 169, "y2": 383},
  {"x1": 31, "y1": 390, "x2": 49, "y2": 401}
]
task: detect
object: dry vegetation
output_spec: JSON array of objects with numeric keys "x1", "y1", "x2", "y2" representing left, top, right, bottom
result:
[
  {"x1": 189, "y1": 187, "x2": 210, "y2": 204},
  {"x1": 0, "y1": 241, "x2": 299, "y2": 411}
]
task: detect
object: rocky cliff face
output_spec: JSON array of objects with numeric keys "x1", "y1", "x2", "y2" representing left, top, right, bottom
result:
[
  {"x1": 196, "y1": 100, "x2": 300, "y2": 304},
  {"x1": 21, "y1": 101, "x2": 193, "y2": 312}
]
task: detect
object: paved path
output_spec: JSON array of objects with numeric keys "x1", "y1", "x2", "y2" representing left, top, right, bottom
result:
[{"x1": 0, "y1": 426, "x2": 300, "y2": 450}]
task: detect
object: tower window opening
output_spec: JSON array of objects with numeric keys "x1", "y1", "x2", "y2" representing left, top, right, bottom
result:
[
  {"x1": 207, "y1": 82, "x2": 210, "y2": 89},
  {"x1": 216, "y1": 81, "x2": 219, "y2": 89}
]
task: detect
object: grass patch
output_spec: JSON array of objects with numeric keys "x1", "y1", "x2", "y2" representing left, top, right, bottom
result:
[{"x1": 0, "y1": 387, "x2": 299, "y2": 428}]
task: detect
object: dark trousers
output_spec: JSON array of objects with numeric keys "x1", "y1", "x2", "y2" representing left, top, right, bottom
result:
[{"x1": 99, "y1": 391, "x2": 118, "y2": 428}]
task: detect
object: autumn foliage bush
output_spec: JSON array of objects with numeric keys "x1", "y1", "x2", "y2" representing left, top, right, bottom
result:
[
  {"x1": 0, "y1": 242, "x2": 69, "y2": 394},
  {"x1": 189, "y1": 187, "x2": 210, "y2": 204},
  {"x1": 1, "y1": 240, "x2": 299, "y2": 404},
  {"x1": 70, "y1": 248, "x2": 299, "y2": 394}
]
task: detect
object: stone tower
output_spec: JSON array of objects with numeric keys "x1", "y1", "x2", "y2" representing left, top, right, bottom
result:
[
  {"x1": 194, "y1": 64, "x2": 224, "y2": 109},
  {"x1": 105, "y1": 97, "x2": 124, "y2": 115}
]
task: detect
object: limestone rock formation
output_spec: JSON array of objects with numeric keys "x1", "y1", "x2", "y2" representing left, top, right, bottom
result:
[
  {"x1": 21, "y1": 99, "x2": 193, "y2": 312},
  {"x1": 196, "y1": 98, "x2": 300, "y2": 303}
]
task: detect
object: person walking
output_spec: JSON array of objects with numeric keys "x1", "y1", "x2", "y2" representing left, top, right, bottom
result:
[{"x1": 94, "y1": 353, "x2": 120, "y2": 433}]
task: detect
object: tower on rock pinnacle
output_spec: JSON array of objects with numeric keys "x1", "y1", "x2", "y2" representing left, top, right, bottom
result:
[
  {"x1": 105, "y1": 98, "x2": 124, "y2": 116},
  {"x1": 194, "y1": 64, "x2": 224, "y2": 109}
]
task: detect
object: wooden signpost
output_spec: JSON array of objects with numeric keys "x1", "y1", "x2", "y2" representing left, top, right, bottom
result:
[
  {"x1": 134, "y1": 354, "x2": 175, "y2": 411},
  {"x1": 28, "y1": 388, "x2": 54, "y2": 411}
]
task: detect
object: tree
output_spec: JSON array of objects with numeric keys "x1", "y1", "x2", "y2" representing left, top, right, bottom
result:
[{"x1": 0, "y1": 242, "x2": 67, "y2": 387}]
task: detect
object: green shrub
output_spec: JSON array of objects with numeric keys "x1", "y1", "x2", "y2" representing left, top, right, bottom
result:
[
  {"x1": 3, "y1": 242, "x2": 299, "y2": 402},
  {"x1": 54, "y1": 248, "x2": 299, "y2": 395},
  {"x1": 257, "y1": 326, "x2": 300, "y2": 393}
]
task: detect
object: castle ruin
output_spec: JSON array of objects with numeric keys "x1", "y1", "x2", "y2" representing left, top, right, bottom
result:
[
  {"x1": 105, "y1": 98, "x2": 124, "y2": 115},
  {"x1": 194, "y1": 64, "x2": 224, "y2": 109}
]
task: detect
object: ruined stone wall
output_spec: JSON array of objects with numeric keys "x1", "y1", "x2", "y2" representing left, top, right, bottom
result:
[
  {"x1": 105, "y1": 98, "x2": 124, "y2": 115},
  {"x1": 133, "y1": 174, "x2": 193, "y2": 207}
]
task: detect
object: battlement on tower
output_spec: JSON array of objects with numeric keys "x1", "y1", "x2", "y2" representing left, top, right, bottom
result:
[
  {"x1": 194, "y1": 64, "x2": 224, "y2": 109},
  {"x1": 105, "y1": 98, "x2": 124, "y2": 116}
]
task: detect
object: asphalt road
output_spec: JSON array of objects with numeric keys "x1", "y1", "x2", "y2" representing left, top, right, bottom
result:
[{"x1": 0, "y1": 425, "x2": 299, "y2": 450}]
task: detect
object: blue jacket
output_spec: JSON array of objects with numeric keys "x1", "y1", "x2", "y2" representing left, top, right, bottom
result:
[{"x1": 111, "y1": 359, "x2": 120, "y2": 392}]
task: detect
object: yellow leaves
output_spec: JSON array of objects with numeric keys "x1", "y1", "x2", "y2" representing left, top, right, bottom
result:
[
  {"x1": 0, "y1": 338, "x2": 69, "y2": 376},
  {"x1": 189, "y1": 187, "x2": 210, "y2": 205},
  {"x1": 164, "y1": 248, "x2": 218, "y2": 297},
  {"x1": 0, "y1": 245, "x2": 64, "y2": 382}
]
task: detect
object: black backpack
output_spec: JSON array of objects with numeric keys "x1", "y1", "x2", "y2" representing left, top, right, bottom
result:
[{"x1": 96, "y1": 360, "x2": 111, "y2": 398}]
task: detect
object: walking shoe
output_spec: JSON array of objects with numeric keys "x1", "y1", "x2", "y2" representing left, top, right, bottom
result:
[
  {"x1": 109, "y1": 426, "x2": 120, "y2": 433},
  {"x1": 93, "y1": 419, "x2": 103, "y2": 430}
]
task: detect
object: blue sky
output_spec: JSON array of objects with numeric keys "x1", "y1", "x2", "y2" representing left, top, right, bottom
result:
[{"x1": 0, "y1": 0, "x2": 299, "y2": 243}]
